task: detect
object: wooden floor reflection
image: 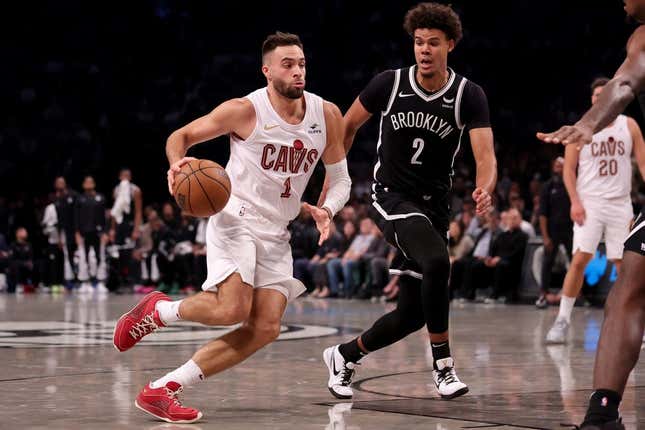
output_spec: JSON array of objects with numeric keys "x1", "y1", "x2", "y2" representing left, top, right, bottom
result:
[{"x1": 0, "y1": 293, "x2": 642, "y2": 429}]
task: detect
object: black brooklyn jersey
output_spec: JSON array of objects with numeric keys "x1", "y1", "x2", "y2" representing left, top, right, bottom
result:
[{"x1": 360, "y1": 66, "x2": 490, "y2": 200}]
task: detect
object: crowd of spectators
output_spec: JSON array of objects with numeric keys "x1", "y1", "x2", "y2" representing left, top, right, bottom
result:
[{"x1": 2, "y1": 3, "x2": 645, "y2": 302}]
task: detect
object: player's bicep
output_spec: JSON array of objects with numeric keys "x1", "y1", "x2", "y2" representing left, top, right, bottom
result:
[
  {"x1": 179, "y1": 99, "x2": 253, "y2": 146},
  {"x1": 322, "y1": 102, "x2": 346, "y2": 165}
]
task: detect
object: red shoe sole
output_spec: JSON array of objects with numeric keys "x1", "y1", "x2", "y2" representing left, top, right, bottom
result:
[
  {"x1": 113, "y1": 291, "x2": 168, "y2": 352},
  {"x1": 134, "y1": 399, "x2": 203, "y2": 423}
]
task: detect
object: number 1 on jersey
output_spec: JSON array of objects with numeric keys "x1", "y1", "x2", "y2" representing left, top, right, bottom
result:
[
  {"x1": 281, "y1": 177, "x2": 292, "y2": 198},
  {"x1": 411, "y1": 138, "x2": 424, "y2": 165}
]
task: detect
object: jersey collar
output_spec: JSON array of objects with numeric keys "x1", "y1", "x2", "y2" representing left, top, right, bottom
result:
[{"x1": 408, "y1": 66, "x2": 455, "y2": 102}]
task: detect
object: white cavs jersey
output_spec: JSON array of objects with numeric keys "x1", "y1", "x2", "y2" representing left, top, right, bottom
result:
[
  {"x1": 576, "y1": 114, "x2": 633, "y2": 200},
  {"x1": 226, "y1": 88, "x2": 327, "y2": 225}
]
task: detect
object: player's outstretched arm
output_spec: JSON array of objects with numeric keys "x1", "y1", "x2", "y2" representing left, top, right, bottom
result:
[
  {"x1": 538, "y1": 27, "x2": 645, "y2": 146},
  {"x1": 469, "y1": 127, "x2": 497, "y2": 216},
  {"x1": 627, "y1": 116, "x2": 645, "y2": 181},
  {"x1": 306, "y1": 101, "x2": 351, "y2": 245},
  {"x1": 165, "y1": 98, "x2": 255, "y2": 194}
]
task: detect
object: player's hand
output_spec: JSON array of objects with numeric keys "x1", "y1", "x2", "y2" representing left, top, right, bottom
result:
[
  {"x1": 302, "y1": 203, "x2": 331, "y2": 245},
  {"x1": 570, "y1": 200, "x2": 586, "y2": 226},
  {"x1": 167, "y1": 157, "x2": 197, "y2": 195},
  {"x1": 472, "y1": 188, "x2": 492, "y2": 216},
  {"x1": 543, "y1": 236, "x2": 554, "y2": 252},
  {"x1": 536, "y1": 123, "x2": 593, "y2": 148}
]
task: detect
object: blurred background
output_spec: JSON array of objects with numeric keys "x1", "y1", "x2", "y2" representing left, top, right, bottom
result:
[{"x1": 0, "y1": 0, "x2": 642, "y2": 301}]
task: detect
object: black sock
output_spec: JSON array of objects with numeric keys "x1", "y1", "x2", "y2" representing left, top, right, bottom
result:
[
  {"x1": 338, "y1": 338, "x2": 367, "y2": 363},
  {"x1": 431, "y1": 341, "x2": 451, "y2": 370},
  {"x1": 582, "y1": 389, "x2": 621, "y2": 424}
]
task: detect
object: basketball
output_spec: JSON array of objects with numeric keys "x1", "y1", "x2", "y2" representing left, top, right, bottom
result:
[{"x1": 173, "y1": 159, "x2": 231, "y2": 217}]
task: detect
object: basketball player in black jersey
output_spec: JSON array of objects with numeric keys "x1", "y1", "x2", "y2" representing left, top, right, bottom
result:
[
  {"x1": 537, "y1": 1, "x2": 645, "y2": 427},
  {"x1": 323, "y1": 2, "x2": 496, "y2": 400}
]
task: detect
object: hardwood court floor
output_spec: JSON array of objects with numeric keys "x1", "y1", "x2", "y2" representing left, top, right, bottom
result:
[{"x1": 0, "y1": 293, "x2": 643, "y2": 429}]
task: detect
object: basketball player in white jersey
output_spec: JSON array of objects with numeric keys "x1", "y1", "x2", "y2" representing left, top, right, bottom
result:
[
  {"x1": 112, "y1": 32, "x2": 351, "y2": 423},
  {"x1": 545, "y1": 77, "x2": 645, "y2": 344}
]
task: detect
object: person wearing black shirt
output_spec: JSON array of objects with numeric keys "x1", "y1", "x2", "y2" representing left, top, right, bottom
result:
[
  {"x1": 485, "y1": 208, "x2": 528, "y2": 302},
  {"x1": 54, "y1": 176, "x2": 79, "y2": 285},
  {"x1": 75, "y1": 175, "x2": 108, "y2": 292},
  {"x1": 323, "y1": 2, "x2": 496, "y2": 400},
  {"x1": 8, "y1": 227, "x2": 34, "y2": 293},
  {"x1": 536, "y1": 157, "x2": 572, "y2": 308}
]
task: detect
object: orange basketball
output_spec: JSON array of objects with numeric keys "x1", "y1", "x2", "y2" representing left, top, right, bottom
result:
[{"x1": 173, "y1": 159, "x2": 231, "y2": 218}]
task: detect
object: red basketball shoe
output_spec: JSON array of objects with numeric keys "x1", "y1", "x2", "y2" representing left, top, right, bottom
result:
[
  {"x1": 113, "y1": 291, "x2": 169, "y2": 352},
  {"x1": 135, "y1": 382, "x2": 202, "y2": 423}
]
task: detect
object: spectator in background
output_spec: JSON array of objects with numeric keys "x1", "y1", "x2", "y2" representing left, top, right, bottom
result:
[
  {"x1": 310, "y1": 221, "x2": 345, "y2": 298},
  {"x1": 109, "y1": 168, "x2": 143, "y2": 290},
  {"x1": 173, "y1": 213, "x2": 198, "y2": 293},
  {"x1": 458, "y1": 210, "x2": 502, "y2": 301},
  {"x1": 356, "y1": 223, "x2": 396, "y2": 299},
  {"x1": 0, "y1": 232, "x2": 9, "y2": 292},
  {"x1": 53, "y1": 176, "x2": 79, "y2": 287},
  {"x1": 192, "y1": 218, "x2": 208, "y2": 289},
  {"x1": 161, "y1": 201, "x2": 180, "y2": 230},
  {"x1": 484, "y1": 208, "x2": 529, "y2": 303},
  {"x1": 152, "y1": 211, "x2": 178, "y2": 295},
  {"x1": 8, "y1": 227, "x2": 34, "y2": 293},
  {"x1": 75, "y1": 175, "x2": 108, "y2": 294},
  {"x1": 327, "y1": 218, "x2": 374, "y2": 298},
  {"x1": 447, "y1": 219, "x2": 474, "y2": 299},
  {"x1": 291, "y1": 208, "x2": 320, "y2": 289},
  {"x1": 536, "y1": 156, "x2": 572, "y2": 308},
  {"x1": 41, "y1": 193, "x2": 64, "y2": 292},
  {"x1": 133, "y1": 209, "x2": 158, "y2": 294}
]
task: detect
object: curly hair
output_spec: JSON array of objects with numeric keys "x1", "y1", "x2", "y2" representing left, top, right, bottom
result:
[{"x1": 403, "y1": 2, "x2": 463, "y2": 44}]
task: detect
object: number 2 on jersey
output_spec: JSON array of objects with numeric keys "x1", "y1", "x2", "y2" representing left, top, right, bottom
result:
[
  {"x1": 281, "y1": 177, "x2": 292, "y2": 198},
  {"x1": 411, "y1": 138, "x2": 425, "y2": 165}
]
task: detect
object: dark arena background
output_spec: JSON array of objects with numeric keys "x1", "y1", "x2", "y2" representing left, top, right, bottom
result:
[{"x1": 1, "y1": 1, "x2": 645, "y2": 429}]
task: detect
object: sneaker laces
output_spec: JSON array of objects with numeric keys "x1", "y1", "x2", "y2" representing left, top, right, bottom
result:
[
  {"x1": 437, "y1": 367, "x2": 459, "y2": 385},
  {"x1": 164, "y1": 385, "x2": 184, "y2": 407},
  {"x1": 128, "y1": 312, "x2": 160, "y2": 339},
  {"x1": 340, "y1": 363, "x2": 358, "y2": 386}
]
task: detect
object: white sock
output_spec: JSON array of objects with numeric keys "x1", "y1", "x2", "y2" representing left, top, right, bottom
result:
[
  {"x1": 155, "y1": 300, "x2": 183, "y2": 325},
  {"x1": 558, "y1": 295, "x2": 576, "y2": 323},
  {"x1": 150, "y1": 359, "x2": 204, "y2": 389}
]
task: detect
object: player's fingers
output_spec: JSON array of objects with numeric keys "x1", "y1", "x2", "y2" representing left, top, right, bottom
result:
[{"x1": 536, "y1": 131, "x2": 555, "y2": 143}]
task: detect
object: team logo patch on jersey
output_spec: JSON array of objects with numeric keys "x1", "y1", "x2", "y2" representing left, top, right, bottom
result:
[
  {"x1": 0, "y1": 321, "x2": 358, "y2": 348},
  {"x1": 308, "y1": 123, "x2": 322, "y2": 134},
  {"x1": 293, "y1": 139, "x2": 304, "y2": 150}
]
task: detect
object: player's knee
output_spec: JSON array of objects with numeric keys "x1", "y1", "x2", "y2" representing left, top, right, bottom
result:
[
  {"x1": 570, "y1": 252, "x2": 591, "y2": 271},
  {"x1": 208, "y1": 300, "x2": 252, "y2": 326},
  {"x1": 249, "y1": 319, "x2": 281, "y2": 345},
  {"x1": 418, "y1": 252, "x2": 450, "y2": 276}
]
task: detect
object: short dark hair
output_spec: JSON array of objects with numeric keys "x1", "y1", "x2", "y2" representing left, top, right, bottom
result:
[
  {"x1": 591, "y1": 76, "x2": 610, "y2": 93},
  {"x1": 261, "y1": 31, "x2": 303, "y2": 61},
  {"x1": 403, "y1": 2, "x2": 463, "y2": 44}
]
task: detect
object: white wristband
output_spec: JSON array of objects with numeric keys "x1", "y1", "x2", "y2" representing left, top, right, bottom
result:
[{"x1": 321, "y1": 158, "x2": 351, "y2": 217}]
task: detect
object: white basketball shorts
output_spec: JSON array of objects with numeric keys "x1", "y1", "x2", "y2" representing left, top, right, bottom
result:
[
  {"x1": 201, "y1": 195, "x2": 306, "y2": 301},
  {"x1": 572, "y1": 196, "x2": 633, "y2": 260}
]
